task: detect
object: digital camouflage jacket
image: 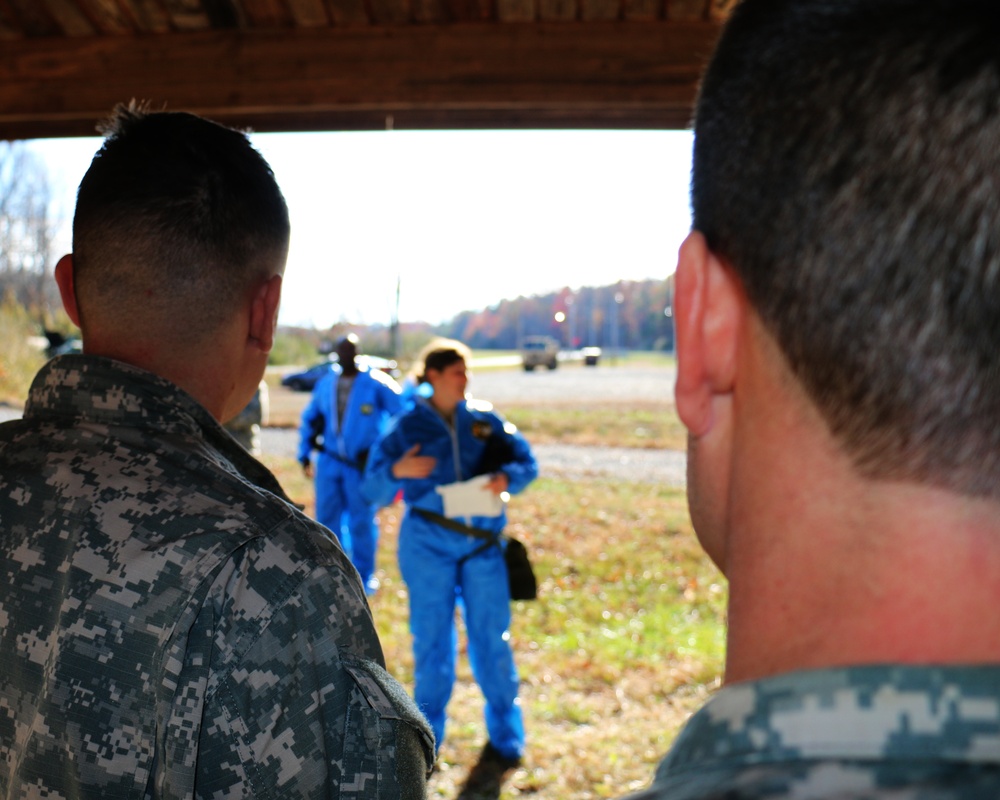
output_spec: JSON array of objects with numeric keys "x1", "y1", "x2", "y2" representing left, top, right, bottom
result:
[
  {"x1": 0, "y1": 355, "x2": 433, "y2": 799},
  {"x1": 626, "y1": 664, "x2": 1000, "y2": 799}
]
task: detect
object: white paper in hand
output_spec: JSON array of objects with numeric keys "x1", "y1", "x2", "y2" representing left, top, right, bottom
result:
[{"x1": 436, "y1": 474, "x2": 505, "y2": 518}]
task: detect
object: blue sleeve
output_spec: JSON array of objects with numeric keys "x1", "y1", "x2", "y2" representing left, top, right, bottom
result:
[
  {"x1": 362, "y1": 418, "x2": 405, "y2": 508},
  {"x1": 297, "y1": 376, "x2": 329, "y2": 463},
  {"x1": 377, "y1": 376, "x2": 404, "y2": 421},
  {"x1": 498, "y1": 422, "x2": 539, "y2": 496}
]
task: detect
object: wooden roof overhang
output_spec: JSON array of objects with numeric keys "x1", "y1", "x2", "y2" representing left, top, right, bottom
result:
[{"x1": 0, "y1": 0, "x2": 734, "y2": 139}]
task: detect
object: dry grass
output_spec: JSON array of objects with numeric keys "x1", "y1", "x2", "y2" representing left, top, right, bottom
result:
[
  {"x1": 503, "y1": 402, "x2": 686, "y2": 452},
  {"x1": 0, "y1": 297, "x2": 46, "y2": 406},
  {"x1": 262, "y1": 455, "x2": 727, "y2": 800}
]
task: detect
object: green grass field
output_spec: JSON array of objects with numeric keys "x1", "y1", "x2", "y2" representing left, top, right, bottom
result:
[{"x1": 264, "y1": 454, "x2": 727, "y2": 800}]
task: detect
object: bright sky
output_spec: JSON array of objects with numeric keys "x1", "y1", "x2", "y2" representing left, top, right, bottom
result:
[{"x1": 28, "y1": 129, "x2": 694, "y2": 328}]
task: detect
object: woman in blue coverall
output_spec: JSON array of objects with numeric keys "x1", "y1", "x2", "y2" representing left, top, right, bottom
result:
[{"x1": 364, "y1": 339, "x2": 538, "y2": 766}]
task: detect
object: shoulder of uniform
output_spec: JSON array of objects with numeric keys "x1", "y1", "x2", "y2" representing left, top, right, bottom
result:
[
  {"x1": 465, "y1": 397, "x2": 495, "y2": 414},
  {"x1": 313, "y1": 369, "x2": 335, "y2": 389},
  {"x1": 366, "y1": 367, "x2": 402, "y2": 392}
]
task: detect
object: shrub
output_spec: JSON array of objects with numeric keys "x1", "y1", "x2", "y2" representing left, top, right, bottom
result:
[{"x1": 0, "y1": 293, "x2": 46, "y2": 406}]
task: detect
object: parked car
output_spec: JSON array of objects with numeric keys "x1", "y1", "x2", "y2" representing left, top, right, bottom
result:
[
  {"x1": 520, "y1": 335, "x2": 559, "y2": 371},
  {"x1": 281, "y1": 355, "x2": 399, "y2": 392},
  {"x1": 43, "y1": 330, "x2": 82, "y2": 357},
  {"x1": 225, "y1": 381, "x2": 269, "y2": 456},
  {"x1": 582, "y1": 346, "x2": 602, "y2": 366},
  {"x1": 281, "y1": 361, "x2": 334, "y2": 392}
]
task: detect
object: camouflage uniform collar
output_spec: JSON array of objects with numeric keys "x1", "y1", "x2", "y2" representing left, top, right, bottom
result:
[
  {"x1": 27, "y1": 354, "x2": 220, "y2": 434},
  {"x1": 661, "y1": 664, "x2": 1000, "y2": 775},
  {"x1": 25, "y1": 354, "x2": 291, "y2": 502}
]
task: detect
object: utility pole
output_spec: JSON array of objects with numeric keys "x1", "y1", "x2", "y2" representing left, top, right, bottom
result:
[{"x1": 391, "y1": 274, "x2": 401, "y2": 361}]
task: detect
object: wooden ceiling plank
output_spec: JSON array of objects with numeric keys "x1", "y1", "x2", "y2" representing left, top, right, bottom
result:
[
  {"x1": 368, "y1": 0, "x2": 411, "y2": 25},
  {"x1": 285, "y1": 0, "x2": 330, "y2": 26},
  {"x1": 77, "y1": 0, "x2": 136, "y2": 33},
  {"x1": 413, "y1": 0, "x2": 448, "y2": 24},
  {"x1": 118, "y1": 0, "x2": 172, "y2": 31},
  {"x1": 708, "y1": 0, "x2": 734, "y2": 22},
  {"x1": 160, "y1": 0, "x2": 212, "y2": 29},
  {"x1": 241, "y1": 0, "x2": 294, "y2": 27},
  {"x1": 623, "y1": 0, "x2": 661, "y2": 20},
  {"x1": 538, "y1": 0, "x2": 575, "y2": 22},
  {"x1": 496, "y1": 0, "x2": 533, "y2": 22},
  {"x1": 445, "y1": 0, "x2": 489, "y2": 22},
  {"x1": 203, "y1": 0, "x2": 247, "y2": 27},
  {"x1": 40, "y1": 0, "x2": 97, "y2": 36},
  {"x1": 0, "y1": 0, "x2": 23, "y2": 38},
  {"x1": 6, "y1": 0, "x2": 63, "y2": 36},
  {"x1": 0, "y1": 21, "x2": 722, "y2": 136},
  {"x1": 665, "y1": 0, "x2": 703, "y2": 21},
  {"x1": 323, "y1": 0, "x2": 368, "y2": 25},
  {"x1": 580, "y1": 0, "x2": 619, "y2": 23}
]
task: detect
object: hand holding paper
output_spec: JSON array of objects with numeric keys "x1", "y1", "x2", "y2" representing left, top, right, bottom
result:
[{"x1": 436, "y1": 474, "x2": 506, "y2": 518}]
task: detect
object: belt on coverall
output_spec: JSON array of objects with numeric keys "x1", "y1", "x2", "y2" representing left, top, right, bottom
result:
[
  {"x1": 320, "y1": 447, "x2": 367, "y2": 471},
  {"x1": 411, "y1": 508, "x2": 504, "y2": 564}
]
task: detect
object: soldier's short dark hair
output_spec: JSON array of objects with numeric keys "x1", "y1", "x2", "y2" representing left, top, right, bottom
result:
[
  {"x1": 694, "y1": 0, "x2": 1000, "y2": 497},
  {"x1": 72, "y1": 102, "x2": 290, "y2": 344}
]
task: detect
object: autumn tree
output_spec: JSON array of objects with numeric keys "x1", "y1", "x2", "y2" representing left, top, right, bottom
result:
[{"x1": 0, "y1": 142, "x2": 60, "y2": 317}]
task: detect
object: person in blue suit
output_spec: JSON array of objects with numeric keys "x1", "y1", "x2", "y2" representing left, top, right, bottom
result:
[
  {"x1": 365, "y1": 338, "x2": 538, "y2": 768},
  {"x1": 298, "y1": 334, "x2": 403, "y2": 594}
]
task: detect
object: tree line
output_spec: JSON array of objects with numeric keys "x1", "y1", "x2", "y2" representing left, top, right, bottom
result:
[
  {"x1": 439, "y1": 279, "x2": 676, "y2": 352},
  {"x1": 1, "y1": 143, "x2": 676, "y2": 364},
  {"x1": 0, "y1": 143, "x2": 62, "y2": 321}
]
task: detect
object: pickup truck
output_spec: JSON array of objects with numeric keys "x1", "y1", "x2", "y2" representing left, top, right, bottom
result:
[{"x1": 520, "y1": 336, "x2": 559, "y2": 371}]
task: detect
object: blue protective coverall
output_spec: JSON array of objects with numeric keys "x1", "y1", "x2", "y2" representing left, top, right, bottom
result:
[
  {"x1": 364, "y1": 395, "x2": 539, "y2": 760},
  {"x1": 297, "y1": 364, "x2": 403, "y2": 590}
]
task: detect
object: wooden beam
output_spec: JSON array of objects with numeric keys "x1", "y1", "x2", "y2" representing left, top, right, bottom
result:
[
  {"x1": 161, "y1": 0, "x2": 212, "y2": 30},
  {"x1": 77, "y1": 0, "x2": 136, "y2": 34},
  {"x1": 581, "y1": 0, "x2": 621, "y2": 23},
  {"x1": 6, "y1": 0, "x2": 61, "y2": 36},
  {"x1": 323, "y1": 0, "x2": 368, "y2": 25},
  {"x1": 41, "y1": 0, "x2": 97, "y2": 36},
  {"x1": 119, "y1": 0, "x2": 172, "y2": 32},
  {"x1": 708, "y1": 0, "x2": 735, "y2": 22},
  {"x1": 285, "y1": 0, "x2": 330, "y2": 26},
  {"x1": 666, "y1": 0, "x2": 704, "y2": 21},
  {"x1": 0, "y1": 21, "x2": 721, "y2": 138},
  {"x1": 241, "y1": 0, "x2": 294, "y2": 27}
]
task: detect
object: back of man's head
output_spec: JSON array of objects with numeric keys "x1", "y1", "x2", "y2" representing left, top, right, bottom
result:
[
  {"x1": 72, "y1": 103, "x2": 290, "y2": 349},
  {"x1": 693, "y1": 0, "x2": 1000, "y2": 499},
  {"x1": 336, "y1": 334, "x2": 360, "y2": 368}
]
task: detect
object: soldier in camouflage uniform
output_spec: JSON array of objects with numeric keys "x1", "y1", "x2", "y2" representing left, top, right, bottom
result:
[
  {"x1": 0, "y1": 105, "x2": 434, "y2": 798},
  {"x1": 626, "y1": 2, "x2": 1000, "y2": 797}
]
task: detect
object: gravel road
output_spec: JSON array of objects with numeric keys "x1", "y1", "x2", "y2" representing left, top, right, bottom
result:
[
  {"x1": 262, "y1": 428, "x2": 687, "y2": 487},
  {"x1": 467, "y1": 362, "x2": 676, "y2": 405}
]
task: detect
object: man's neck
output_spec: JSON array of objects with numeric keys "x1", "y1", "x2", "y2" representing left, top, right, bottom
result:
[
  {"x1": 80, "y1": 327, "x2": 259, "y2": 424},
  {"x1": 723, "y1": 463, "x2": 1000, "y2": 684}
]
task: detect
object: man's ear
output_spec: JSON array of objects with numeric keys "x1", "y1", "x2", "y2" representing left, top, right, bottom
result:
[
  {"x1": 673, "y1": 231, "x2": 743, "y2": 437},
  {"x1": 54, "y1": 254, "x2": 81, "y2": 327},
  {"x1": 248, "y1": 274, "x2": 283, "y2": 354}
]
